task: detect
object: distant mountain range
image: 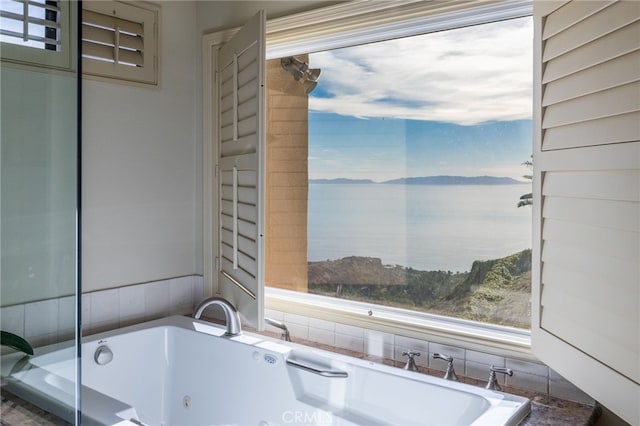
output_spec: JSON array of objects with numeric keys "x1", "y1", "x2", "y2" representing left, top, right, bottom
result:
[{"x1": 310, "y1": 175, "x2": 525, "y2": 185}]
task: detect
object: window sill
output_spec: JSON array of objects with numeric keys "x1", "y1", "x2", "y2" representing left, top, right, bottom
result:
[{"x1": 266, "y1": 287, "x2": 534, "y2": 361}]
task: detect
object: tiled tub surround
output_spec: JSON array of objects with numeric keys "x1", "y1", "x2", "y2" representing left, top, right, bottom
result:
[
  {"x1": 264, "y1": 309, "x2": 595, "y2": 406},
  {"x1": 0, "y1": 276, "x2": 204, "y2": 351},
  {"x1": 260, "y1": 309, "x2": 599, "y2": 425},
  {"x1": 82, "y1": 276, "x2": 204, "y2": 335}
]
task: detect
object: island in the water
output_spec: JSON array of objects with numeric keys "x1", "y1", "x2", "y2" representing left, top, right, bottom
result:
[{"x1": 309, "y1": 175, "x2": 525, "y2": 185}]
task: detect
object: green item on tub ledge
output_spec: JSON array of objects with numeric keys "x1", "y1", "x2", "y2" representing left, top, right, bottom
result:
[{"x1": 1, "y1": 331, "x2": 34, "y2": 356}]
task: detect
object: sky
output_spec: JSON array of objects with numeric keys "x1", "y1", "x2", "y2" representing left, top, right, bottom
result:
[{"x1": 306, "y1": 16, "x2": 533, "y2": 181}]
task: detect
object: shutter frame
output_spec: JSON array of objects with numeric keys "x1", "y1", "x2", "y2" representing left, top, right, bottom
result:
[
  {"x1": 81, "y1": 1, "x2": 158, "y2": 85},
  {"x1": 215, "y1": 11, "x2": 266, "y2": 330},
  {"x1": 532, "y1": 1, "x2": 640, "y2": 424}
]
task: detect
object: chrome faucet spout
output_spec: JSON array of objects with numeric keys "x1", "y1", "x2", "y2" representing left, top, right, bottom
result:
[
  {"x1": 265, "y1": 317, "x2": 291, "y2": 341},
  {"x1": 193, "y1": 297, "x2": 242, "y2": 336}
]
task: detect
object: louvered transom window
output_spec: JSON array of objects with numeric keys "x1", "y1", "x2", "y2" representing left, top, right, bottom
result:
[
  {"x1": 0, "y1": 0, "x2": 61, "y2": 49},
  {"x1": 82, "y1": 1, "x2": 158, "y2": 85},
  {"x1": 0, "y1": 0, "x2": 70, "y2": 68}
]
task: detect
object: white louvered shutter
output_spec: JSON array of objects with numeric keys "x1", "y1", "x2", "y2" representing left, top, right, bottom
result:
[
  {"x1": 216, "y1": 11, "x2": 265, "y2": 329},
  {"x1": 81, "y1": 1, "x2": 157, "y2": 85},
  {"x1": 531, "y1": 1, "x2": 639, "y2": 424}
]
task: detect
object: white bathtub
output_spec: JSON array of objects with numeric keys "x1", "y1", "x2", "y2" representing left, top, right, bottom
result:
[{"x1": 4, "y1": 316, "x2": 530, "y2": 425}]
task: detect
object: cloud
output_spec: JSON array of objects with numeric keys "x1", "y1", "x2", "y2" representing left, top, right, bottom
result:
[{"x1": 309, "y1": 17, "x2": 533, "y2": 126}]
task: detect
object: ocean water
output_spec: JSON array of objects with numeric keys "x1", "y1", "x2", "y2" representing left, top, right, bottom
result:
[{"x1": 308, "y1": 183, "x2": 532, "y2": 272}]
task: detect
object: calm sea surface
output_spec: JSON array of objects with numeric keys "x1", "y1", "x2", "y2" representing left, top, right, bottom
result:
[{"x1": 308, "y1": 183, "x2": 532, "y2": 272}]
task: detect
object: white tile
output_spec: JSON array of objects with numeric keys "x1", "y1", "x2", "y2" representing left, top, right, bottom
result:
[
  {"x1": 364, "y1": 330, "x2": 394, "y2": 359},
  {"x1": 264, "y1": 322, "x2": 285, "y2": 336},
  {"x1": 364, "y1": 329, "x2": 393, "y2": 344},
  {"x1": 287, "y1": 322, "x2": 309, "y2": 340},
  {"x1": 466, "y1": 349, "x2": 505, "y2": 366},
  {"x1": 465, "y1": 350, "x2": 505, "y2": 381},
  {"x1": 394, "y1": 335, "x2": 429, "y2": 367},
  {"x1": 549, "y1": 369, "x2": 594, "y2": 405},
  {"x1": 170, "y1": 276, "x2": 193, "y2": 307},
  {"x1": 169, "y1": 304, "x2": 194, "y2": 316},
  {"x1": 192, "y1": 276, "x2": 204, "y2": 303},
  {"x1": 1, "y1": 304, "x2": 25, "y2": 336},
  {"x1": 144, "y1": 280, "x2": 170, "y2": 320},
  {"x1": 506, "y1": 358, "x2": 548, "y2": 377},
  {"x1": 119, "y1": 284, "x2": 146, "y2": 321},
  {"x1": 264, "y1": 309, "x2": 284, "y2": 322},
  {"x1": 309, "y1": 317, "x2": 335, "y2": 332},
  {"x1": 283, "y1": 312, "x2": 310, "y2": 327},
  {"x1": 28, "y1": 333, "x2": 58, "y2": 348},
  {"x1": 25, "y1": 299, "x2": 59, "y2": 339},
  {"x1": 506, "y1": 370, "x2": 548, "y2": 393},
  {"x1": 335, "y1": 333, "x2": 364, "y2": 353},
  {"x1": 81, "y1": 293, "x2": 92, "y2": 335},
  {"x1": 466, "y1": 360, "x2": 499, "y2": 383},
  {"x1": 308, "y1": 327, "x2": 335, "y2": 346},
  {"x1": 334, "y1": 323, "x2": 363, "y2": 338},
  {"x1": 58, "y1": 296, "x2": 76, "y2": 340},
  {"x1": 364, "y1": 338, "x2": 394, "y2": 359},
  {"x1": 91, "y1": 288, "x2": 120, "y2": 328}
]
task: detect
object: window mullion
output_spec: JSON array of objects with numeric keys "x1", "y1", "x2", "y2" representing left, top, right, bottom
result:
[{"x1": 22, "y1": 0, "x2": 28, "y2": 42}]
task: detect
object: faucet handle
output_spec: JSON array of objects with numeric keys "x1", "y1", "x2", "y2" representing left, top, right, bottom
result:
[
  {"x1": 486, "y1": 365, "x2": 513, "y2": 391},
  {"x1": 432, "y1": 353, "x2": 458, "y2": 381},
  {"x1": 402, "y1": 350, "x2": 420, "y2": 371}
]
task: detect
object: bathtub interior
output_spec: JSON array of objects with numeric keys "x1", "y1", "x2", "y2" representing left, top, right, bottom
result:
[{"x1": 2, "y1": 316, "x2": 530, "y2": 426}]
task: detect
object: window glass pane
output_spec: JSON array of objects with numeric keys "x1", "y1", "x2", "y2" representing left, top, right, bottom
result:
[
  {"x1": 0, "y1": 0, "x2": 58, "y2": 50},
  {"x1": 266, "y1": 17, "x2": 533, "y2": 329}
]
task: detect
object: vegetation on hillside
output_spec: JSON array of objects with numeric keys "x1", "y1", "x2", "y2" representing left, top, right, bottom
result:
[{"x1": 308, "y1": 249, "x2": 532, "y2": 329}]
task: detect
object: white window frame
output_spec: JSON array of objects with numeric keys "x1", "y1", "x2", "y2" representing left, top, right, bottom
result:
[
  {"x1": 0, "y1": 0, "x2": 74, "y2": 70},
  {"x1": 204, "y1": 0, "x2": 536, "y2": 360},
  {"x1": 81, "y1": 0, "x2": 159, "y2": 86}
]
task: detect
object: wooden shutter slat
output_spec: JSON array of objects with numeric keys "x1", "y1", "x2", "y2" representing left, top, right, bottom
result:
[
  {"x1": 540, "y1": 299, "x2": 638, "y2": 382},
  {"x1": 542, "y1": 51, "x2": 640, "y2": 106},
  {"x1": 542, "y1": 81, "x2": 640, "y2": 129},
  {"x1": 118, "y1": 48, "x2": 143, "y2": 66},
  {"x1": 542, "y1": 111, "x2": 640, "y2": 150},
  {"x1": 542, "y1": 22, "x2": 639, "y2": 84},
  {"x1": 543, "y1": 1, "x2": 638, "y2": 61},
  {"x1": 83, "y1": 9, "x2": 143, "y2": 36},
  {"x1": 82, "y1": 24, "x2": 144, "y2": 52},
  {"x1": 543, "y1": 196, "x2": 639, "y2": 232},
  {"x1": 82, "y1": 40, "x2": 113, "y2": 61},
  {"x1": 543, "y1": 218, "x2": 638, "y2": 263},
  {"x1": 542, "y1": 262, "x2": 637, "y2": 321},
  {"x1": 543, "y1": 169, "x2": 640, "y2": 202},
  {"x1": 542, "y1": 0, "x2": 614, "y2": 40},
  {"x1": 221, "y1": 135, "x2": 258, "y2": 158}
]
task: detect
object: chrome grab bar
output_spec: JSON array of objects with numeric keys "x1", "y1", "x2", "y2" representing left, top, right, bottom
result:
[{"x1": 286, "y1": 358, "x2": 348, "y2": 378}]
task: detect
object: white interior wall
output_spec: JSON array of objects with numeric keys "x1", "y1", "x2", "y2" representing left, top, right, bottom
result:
[
  {"x1": 82, "y1": 1, "x2": 334, "y2": 292},
  {"x1": 82, "y1": 1, "x2": 199, "y2": 291}
]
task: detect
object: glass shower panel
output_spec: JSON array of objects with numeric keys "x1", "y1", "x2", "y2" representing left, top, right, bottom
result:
[{"x1": 0, "y1": 4, "x2": 80, "y2": 423}]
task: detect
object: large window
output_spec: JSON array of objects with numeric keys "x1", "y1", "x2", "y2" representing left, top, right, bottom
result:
[{"x1": 266, "y1": 16, "x2": 533, "y2": 330}]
